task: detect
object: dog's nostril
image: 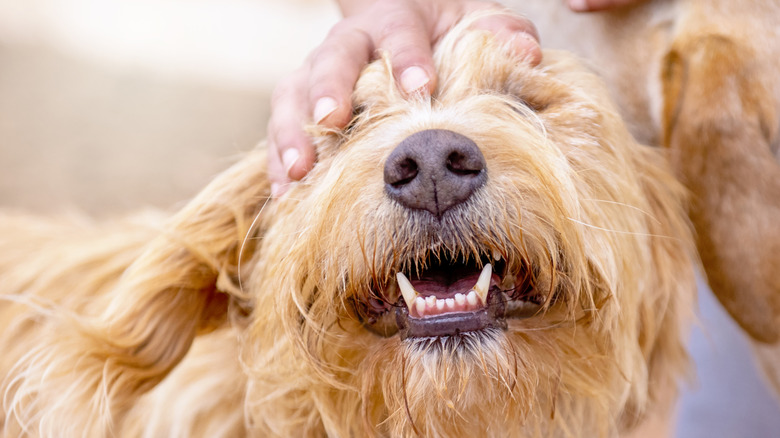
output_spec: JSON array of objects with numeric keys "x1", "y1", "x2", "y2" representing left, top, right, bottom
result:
[
  {"x1": 446, "y1": 151, "x2": 483, "y2": 176},
  {"x1": 384, "y1": 129, "x2": 487, "y2": 217},
  {"x1": 388, "y1": 158, "x2": 419, "y2": 187}
]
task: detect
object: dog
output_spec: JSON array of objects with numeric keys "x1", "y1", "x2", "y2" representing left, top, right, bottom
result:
[
  {"x1": 515, "y1": 0, "x2": 780, "y2": 392},
  {"x1": 0, "y1": 18, "x2": 696, "y2": 437}
]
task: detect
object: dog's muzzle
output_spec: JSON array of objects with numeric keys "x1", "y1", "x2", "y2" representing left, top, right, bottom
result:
[{"x1": 357, "y1": 130, "x2": 544, "y2": 339}]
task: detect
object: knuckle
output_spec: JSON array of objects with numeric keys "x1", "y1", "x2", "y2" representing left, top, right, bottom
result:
[
  {"x1": 474, "y1": 0, "x2": 506, "y2": 11},
  {"x1": 272, "y1": 129, "x2": 299, "y2": 153},
  {"x1": 266, "y1": 116, "x2": 284, "y2": 147},
  {"x1": 271, "y1": 74, "x2": 302, "y2": 105},
  {"x1": 327, "y1": 19, "x2": 358, "y2": 38},
  {"x1": 317, "y1": 27, "x2": 372, "y2": 62},
  {"x1": 267, "y1": 112, "x2": 306, "y2": 149},
  {"x1": 309, "y1": 41, "x2": 354, "y2": 68},
  {"x1": 377, "y1": 15, "x2": 422, "y2": 45}
]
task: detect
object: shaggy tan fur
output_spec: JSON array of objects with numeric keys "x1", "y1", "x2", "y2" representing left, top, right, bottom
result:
[
  {"x1": 0, "y1": 18, "x2": 696, "y2": 437},
  {"x1": 518, "y1": 0, "x2": 780, "y2": 384}
]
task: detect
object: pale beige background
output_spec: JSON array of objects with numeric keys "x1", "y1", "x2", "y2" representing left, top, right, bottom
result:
[
  {"x1": 0, "y1": 0, "x2": 338, "y2": 214},
  {"x1": 0, "y1": 1, "x2": 778, "y2": 436}
]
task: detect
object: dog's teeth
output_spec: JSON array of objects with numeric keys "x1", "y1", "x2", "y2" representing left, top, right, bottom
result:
[
  {"x1": 396, "y1": 272, "x2": 419, "y2": 308},
  {"x1": 492, "y1": 249, "x2": 502, "y2": 261},
  {"x1": 473, "y1": 263, "x2": 492, "y2": 305},
  {"x1": 466, "y1": 290, "x2": 479, "y2": 308},
  {"x1": 445, "y1": 298, "x2": 456, "y2": 310},
  {"x1": 402, "y1": 266, "x2": 493, "y2": 317},
  {"x1": 415, "y1": 297, "x2": 426, "y2": 317}
]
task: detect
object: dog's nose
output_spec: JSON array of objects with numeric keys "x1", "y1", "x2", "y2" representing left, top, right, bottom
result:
[{"x1": 384, "y1": 129, "x2": 487, "y2": 217}]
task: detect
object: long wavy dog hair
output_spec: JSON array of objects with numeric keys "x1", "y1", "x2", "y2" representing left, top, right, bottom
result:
[{"x1": 0, "y1": 13, "x2": 696, "y2": 438}]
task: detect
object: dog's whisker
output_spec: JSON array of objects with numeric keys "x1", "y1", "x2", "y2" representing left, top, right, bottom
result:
[
  {"x1": 582, "y1": 198, "x2": 661, "y2": 224},
  {"x1": 565, "y1": 217, "x2": 680, "y2": 240}
]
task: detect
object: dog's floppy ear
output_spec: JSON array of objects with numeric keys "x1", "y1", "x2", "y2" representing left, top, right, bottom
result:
[
  {"x1": 9, "y1": 148, "x2": 271, "y2": 433},
  {"x1": 662, "y1": 34, "x2": 780, "y2": 342}
]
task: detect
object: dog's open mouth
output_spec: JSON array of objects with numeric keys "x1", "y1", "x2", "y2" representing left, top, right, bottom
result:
[{"x1": 360, "y1": 252, "x2": 544, "y2": 339}]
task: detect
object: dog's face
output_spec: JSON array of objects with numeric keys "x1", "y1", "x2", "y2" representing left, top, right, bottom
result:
[{"x1": 246, "y1": 26, "x2": 695, "y2": 437}]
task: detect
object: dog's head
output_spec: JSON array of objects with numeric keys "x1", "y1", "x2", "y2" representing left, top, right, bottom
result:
[
  {"x1": 240, "y1": 19, "x2": 696, "y2": 438},
  {"x1": 0, "y1": 15, "x2": 697, "y2": 438}
]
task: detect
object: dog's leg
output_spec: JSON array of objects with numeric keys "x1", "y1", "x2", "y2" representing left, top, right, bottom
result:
[
  {"x1": 662, "y1": 33, "x2": 780, "y2": 343},
  {"x1": 1, "y1": 149, "x2": 270, "y2": 436}
]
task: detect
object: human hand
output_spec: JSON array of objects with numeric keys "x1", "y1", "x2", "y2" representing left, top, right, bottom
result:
[
  {"x1": 567, "y1": 0, "x2": 646, "y2": 12},
  {"x1": 267, "y1": 0, "x2": 541, "y2": 197}
]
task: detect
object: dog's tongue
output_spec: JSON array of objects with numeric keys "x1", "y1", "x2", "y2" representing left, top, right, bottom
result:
[
  {"x1": 396, "y1": 264, "x2": 494, "y2": 318},
  {"x1": 410, "y1": 272, "x2": 481, "y2": 298}
]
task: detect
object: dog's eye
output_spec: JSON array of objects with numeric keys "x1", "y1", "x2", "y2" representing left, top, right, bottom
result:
[
  {"x1": 342, "y1": 104, "x2": 367, "y2": 137},
  {"x1": 522, "y1": 97, "x2": 549, "y2": 113},
  {"x1": 506, "y1": 97, "x2": 548, "y2": 116}
]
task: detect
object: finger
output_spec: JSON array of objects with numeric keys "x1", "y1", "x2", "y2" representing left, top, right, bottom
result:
[
  {"x1": 568, "y1": 0, "x2": 646, "y2": 12},
  {"x1": 466, "y1": 5, "x2": 542, "y2": 66},
  {"x1": 268, "y1": 72, "x2": 317, "y2": 186},
  {"x1": 268, "y1": 120, "x2": 316, "y2": 184},
  {"x1": 307, "y1": 22, "x2": 373, "y2": 129},
  {"x1": 267, "y1": 140, "x2": 287, "y2": 198},
  {"x1": 371, "y1": 5, "x2": 437, "y2": 96}
]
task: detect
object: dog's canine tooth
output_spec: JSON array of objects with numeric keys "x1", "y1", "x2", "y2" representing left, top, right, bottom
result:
[
  {"x1": 396, "y1": 272, "x2": 419, "y2": 308},
  {"x1": 473, "y1": 263, "x2": 492, "y2": 305}
]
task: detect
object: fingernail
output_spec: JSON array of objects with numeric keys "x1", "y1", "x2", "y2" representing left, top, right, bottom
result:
[
  {"x1": 568, "y1": 0, "x2": 588, "y2": 12},
  {"x1": 282, "y1": 148, "x2": 300, "y2": 176},
  {"x1": 313, "y1": 97, "x2": 338, "y2": 124},
  {"x1": 518, "y1": 32, "x2": 538, "y2": 45},
  {"x1": 270, "y1": 183, "x2": 282, "y2": 198},
  {"x1": 400, "y1": 66, "x2": 430, "y2": 94},
  {"x1": 509, "y1": 32, "x2": 542, "y2": 63}
]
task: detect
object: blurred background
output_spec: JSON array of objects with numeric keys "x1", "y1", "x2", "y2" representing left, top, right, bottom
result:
[
  {"x1": 0, "y1": 1, "x2": 778, "y2": 436},
  {"x1": 0, "y1": 0, "x2": 338, "y2": 213}
]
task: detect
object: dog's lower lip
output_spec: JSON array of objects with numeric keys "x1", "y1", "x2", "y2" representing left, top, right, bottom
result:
[{"x1": 395, "y1": 288, "x2": 507, "y2": 339}]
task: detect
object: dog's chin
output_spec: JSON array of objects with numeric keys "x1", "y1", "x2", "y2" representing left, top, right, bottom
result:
[{"x1": 358, "y1": 249, "x2": 547, "y2": 341}]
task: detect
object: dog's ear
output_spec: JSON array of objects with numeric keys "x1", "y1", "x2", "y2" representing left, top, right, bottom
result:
[
  {"x1": 104, "y1": 146, "x2": 270, "y2": 334},
  {"x1": 662, "y1": 34, "x2": 780, "y2": 343},
  {"x1": 9, "y1": 148, "x2": 271, "y2": 433}
]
